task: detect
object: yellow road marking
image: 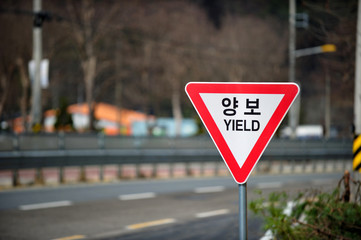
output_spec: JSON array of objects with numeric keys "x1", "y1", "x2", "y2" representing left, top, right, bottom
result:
[
  {"x1": 126, "y1": 218, "x2": 176, "y2": 230},
  {"x1": 52, "y1": 235, "x2": 86, "y2": 240}
]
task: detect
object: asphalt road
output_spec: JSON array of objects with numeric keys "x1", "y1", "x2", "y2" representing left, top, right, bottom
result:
[{"x1": 0, "y1": 172, "x2": 343, "y2": 240}]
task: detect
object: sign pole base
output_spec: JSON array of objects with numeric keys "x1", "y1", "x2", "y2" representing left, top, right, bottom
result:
[{"x1": 239, "y1": 183, "x2": 247, "y2": 240}]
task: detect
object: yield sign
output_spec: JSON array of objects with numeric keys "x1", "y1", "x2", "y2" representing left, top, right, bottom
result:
[{"x1": 185, "y1": 82, "x2": 300, "y2": 184}]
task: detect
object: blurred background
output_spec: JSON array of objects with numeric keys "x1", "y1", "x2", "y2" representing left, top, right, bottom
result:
[
  {"x1": 0, "y1": 0, "x2": 356, "y2": 138},
  {"x1": 0, "y1": 1, "x2": 359, "y2": 239}
]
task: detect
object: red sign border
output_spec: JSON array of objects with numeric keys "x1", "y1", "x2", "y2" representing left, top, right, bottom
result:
[{"x1": 185, "y1": 82, "x2": 300, "y2": 184}]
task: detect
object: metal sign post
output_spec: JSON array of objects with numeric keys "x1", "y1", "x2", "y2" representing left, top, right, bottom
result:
[{"x1": 239, "y1": 183, "x2": 247, "y2": 240}]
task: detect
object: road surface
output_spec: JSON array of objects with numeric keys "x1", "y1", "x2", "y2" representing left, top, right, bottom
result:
[{"x1": 0, "y1": 172, "x2": 343, "y2": 240}]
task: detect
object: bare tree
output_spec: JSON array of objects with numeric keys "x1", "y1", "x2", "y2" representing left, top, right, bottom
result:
[
  {"x1": 127, "y1": 1, "x2": 288, "y2": 136},
  {"x1": 16, "y1": 58, "x2": 30, "y2": 131},
  {"x1": 134, "y1": 1, "x2": 210, "y2": 136},
  {"x1": 64, "y1": 0, "x2": 120, "y2": 130},
  {"x1": 0, "y1": 2, "x2": 32, "y2": 130},
  {"x1": 0, "y1": 66, "x2": 13, "y2": 120}
]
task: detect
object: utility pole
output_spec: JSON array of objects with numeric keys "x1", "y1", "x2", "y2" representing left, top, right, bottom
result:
[
  {"x1": 288, "y1": 0, "x2": 300, "y2": 139},
  {"x1": 356, "y1": 0, "x2": 361, "y2": 136},
  {"x1": 30, "y1": 0, "x2": 42, "y2": 130}
]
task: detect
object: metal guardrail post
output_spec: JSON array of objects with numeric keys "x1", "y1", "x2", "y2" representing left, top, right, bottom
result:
[
  {"x1": 36, "y1": 168, "x2": 43, "y2": 184},
  {"x1": 291, "y1": 159, "x2": 295, "y2": 173},
  {"x1": 215, "y1": 162, "x2": 220, "y2": 176},
  {"x1": 98, "y1": 132, "x2": 105, "y2": 149},
  {"x1": 98, "y1": 133, "x2": 105, "y2": 181},
  {"x1": 80, "y1": 166, "x2": 86, "y2": 182},
  {"x1": 12, "y1": 134, "x2": 19, "y2": 151},
  {"x1": 152, "y1": 162, "x2": 157, "y2": 178},
  {"x1": 186, "y1": 162, "x2": 191, "y2": 176},
  {"x1": 170, "y1": 162, "x2": 175, "y2": 178},
  {"x1": 59, "y1": 167, "x2": 64, "y2": 183},
  {"x1": 200, "y1": 161, "x2": 205, "y2": 176},
  {"x1": 136, "y1": 163, "x2": 140, "y2": 179},
  {"x1": 267, "y1": 160, "x2": 272, "y2": 174},
  {"x1": 302, "y1": 159, "x2": 306, "y2": 173},
  {"x1": 100, "y1": 165, "x2": 104, "y2": 182},
  {"x1": 117, "y1": 164, "x2": 122, "y2": 179},
  {"x1": 12, "y1": 169, "x2": 18, "y2": 186},
  {"x1": 58, "y1": 132, "x2": 65, "y2": 150}
]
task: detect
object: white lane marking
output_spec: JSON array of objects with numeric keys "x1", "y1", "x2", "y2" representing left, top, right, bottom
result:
[
  {"x1": 196, "y1": 209, "x2": 230, "y2": 218},
  {"x1": 119, "y1": 192, "x2": 156, "y2": 201},
  {"x1": 194, "y1": 186, "x2": 225, "y2": 193},
  {"x1": 256, "y1": 182, "x2": 283, "y2": 189},
  {"x1": 19, "y1": 200, "x2": 72, "y2": 211},
  {"x1": 126, "y1": 218, "x2": 176, "y2": 230}
]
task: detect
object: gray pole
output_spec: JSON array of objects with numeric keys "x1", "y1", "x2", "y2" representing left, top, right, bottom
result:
[
  {"x1": 239, "y1": 183, "x2": 247, "y2": 240},
  {"x1": 355, "y1": 0, "x2": 361, "y2": 135},
  {"x1": 353, "y1": 0, "x2": 361, "y2": 178},
  {"x1": 288, "y1": 0, "x2": 300, "y2": 139},
  {"x1": 115, "y1": 41, "x2": 122, "y2": 129},
  {"x1": 325, "y1": 66, "x2": 331, "y2": 139},
  {"x1": 30, "y1": 0, "x2": 42, "y2": 130}
]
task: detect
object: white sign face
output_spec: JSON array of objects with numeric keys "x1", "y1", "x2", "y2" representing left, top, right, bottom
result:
[
  {"x1": 29, "y1": 59, "x2": 49, "y2": 89},
  {"x1": 200, "y1": 93, "x2": 284, "y2": 169},
  {"x1": 185, "y1": 82, "x2": 299, "y2": 184}
]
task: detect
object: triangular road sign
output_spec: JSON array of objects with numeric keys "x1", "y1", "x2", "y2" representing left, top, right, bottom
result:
[{"x1": 185, "y1": 82, "x2": 300, "y2": 184}]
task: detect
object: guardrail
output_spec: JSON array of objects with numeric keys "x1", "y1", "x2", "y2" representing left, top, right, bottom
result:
[
  {"x1": 0, "y1": 134, "x2": 353, "y2": 187},
  {"x1": 0, "y1": 133, "x2": 352, "y2": 167}
]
